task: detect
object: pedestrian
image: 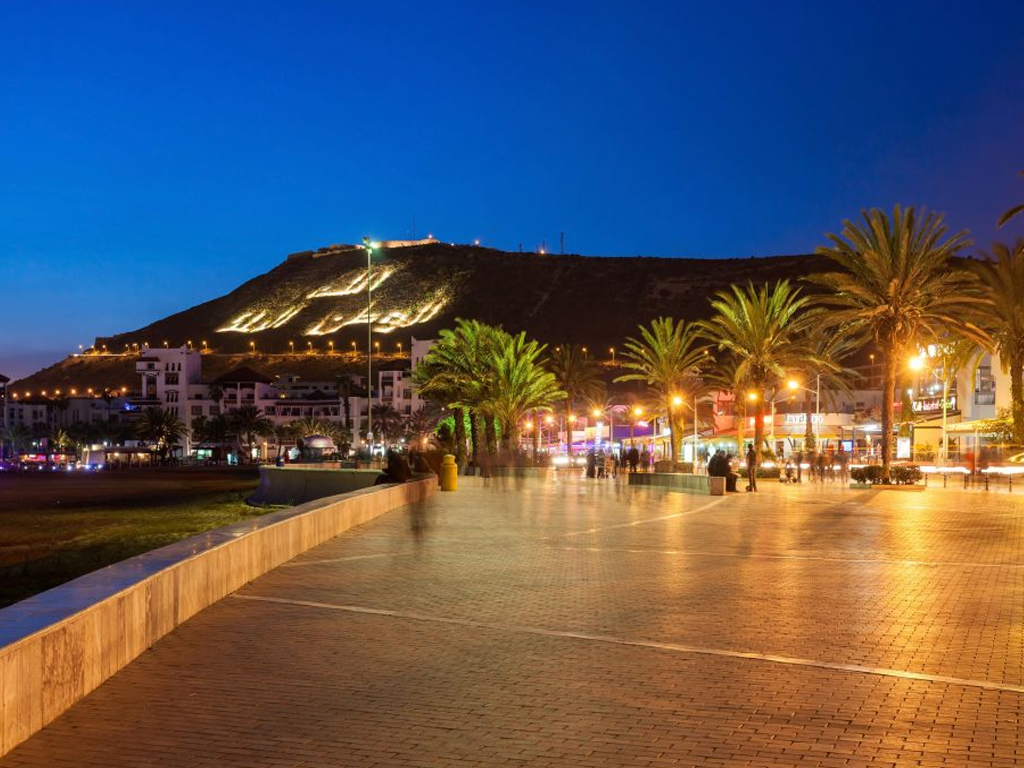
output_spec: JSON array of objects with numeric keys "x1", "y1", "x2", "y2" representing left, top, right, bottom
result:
[
  {"x1": 640, "y1": 446, "x2": 650, "y2": 473},
  {"x1": 628, "y1": 445, "x2": 640, "y2": 474},
  {"x1": 816, "y1": 451, "x2": 826, "y2": 483},
  {"x1": 794, "y1": 450, "x2": 803, "y2": 483},
  {"x1": 746, "y1": 444, "x2": 758, "y2": 492},
  {"x1": 837, "y1": 449, "x2": 849, "y2": 484}
]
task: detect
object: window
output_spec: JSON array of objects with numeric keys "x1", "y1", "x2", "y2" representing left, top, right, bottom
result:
[
  {"x1": 166, "y1": 390, "x2": 179, "y2": 403},
  {"x1": 209, "y1": 405, "x2": 220, "y2": 416},
  {"x1": 191, "y1": 405, "x2": 203, "y2": 416},
  {"x1": 265, "y1": 406, "x2": 276, "y2": 416},
  {"x1": 166, "y1": 373, "x2": 179, "y2": 385}
]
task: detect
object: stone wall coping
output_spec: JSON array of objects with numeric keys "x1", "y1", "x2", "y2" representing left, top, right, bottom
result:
[{"x1": 0, "y1": 483, "x2": 397, "y2": 651}]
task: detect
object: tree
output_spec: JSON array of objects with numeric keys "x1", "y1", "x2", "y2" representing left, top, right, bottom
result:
[
  {"x1": 335, "y1": 375, "x2": 356, "y2": 431},
  {"x1": 136, "y1": 407, "x2": 189, "y2": 460},
  {"x1": 813, "y1": 206, "x2": 989, "y2": 479},
  {"x1": 792, "y1": 330, "x2": 862, "y2": 451},
  {"x1": 229, "y1": 405, "x2": 273, "y2": 463},
  {"x1": 547, "y1": 345, "x2": 605, "y2": 456},
  {"x1": 698, "y1": 280, "x2": 818, "y2": 462},
  {"x1": 50, "y1": 427, "x2": 72, "y2": 453},
  {"x1": 998, "y1": 167, "x2": 1024, "y2": 228},
  {"x1": 370, "y1": 404, "x2": 404, "y2": 445},
  {"x1": 406, "y1": 404, "x2": 443, "y2": 448},
  {"x1": 970, "y1": 239, "x2": 1024, "y2": 445},
  {"x1": 413, "y1": 319, "x2": 501, "y2": 466},
  {"x1": 615, "y1": 318, "x2": 707, "y2": 464},
  {"x1": 482, "y1": 332, "x2": 564, "y2": 452},
  {"x1": 1, "y1": 423, "x2": 32, "y2": 458}
]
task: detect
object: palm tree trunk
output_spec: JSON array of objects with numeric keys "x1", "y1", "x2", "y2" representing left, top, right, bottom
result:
[
  {"x1": 485, "y1": 417, "x2": 498, "y2": 457},
  {"x1": 469, "y1": 411, "x2": 480, "y2": 464},
  {"x1": 881, "y1": 356, "x2": 896, "y2": 482},
  {"x1": 666, "y1": 395, "x2": 679, "y2": 464},
  {"x1": 804, "y1": 392, "x2": 814, "y2": 451},
  {"x1": 454, "y1": 407, "x2": 468, "y2": 468},
  {"x1": 754, "y1": 391, "x2": 765, "y2": 462},
  {"x1": 735, "y1": 396, "x2": 745, "y2": 455},
  {"x1": 565, "y1": 400, "x2": 574, "y2": 456},
  {"x1": 532, "y1": 409, "x2": 540, "y2": 462},
  {"x1": 1011, "y1": 355, "x2": 1024, "y2": 447}
]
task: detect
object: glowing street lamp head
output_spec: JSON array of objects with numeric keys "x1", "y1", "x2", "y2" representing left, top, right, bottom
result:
[
  {"x1": 787, "y1": 379, "x2": 799, "y2": 391},
  {"x1": 592, "y1": 408, "x2": 601, "y2": 418},
  {"x1": 672, "y1": 395, "x2": 683, "y2": 407},
  {"x1": 909, "y1": 355, "x2": 925, "y2": 371},
  {"x1": 747, "y1": 391, "x2": 759, "y2": 402},
  {"x1": 633, "y1": 407, "x2": 643, "y2": 417}
]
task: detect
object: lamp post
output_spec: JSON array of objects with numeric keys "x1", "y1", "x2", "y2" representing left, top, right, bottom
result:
[
  {"x1": 787, "y1": 375, "x2": 821, "y2": 449},
  {"x1": 363, "y1": 237, "x2": 379, "y2": 452}
]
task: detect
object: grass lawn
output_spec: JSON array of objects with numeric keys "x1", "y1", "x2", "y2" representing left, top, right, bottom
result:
[{"x1": 0, "y1": 467, "x2": 267, "y2": 608}]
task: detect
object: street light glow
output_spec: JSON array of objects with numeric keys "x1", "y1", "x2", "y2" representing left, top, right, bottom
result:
[
  {"x1": 909, "y1": 355, "x2": 925, "y2": 371},
  {"x1": 672, "y1": 395, "x2": 683, "y2": 407}
]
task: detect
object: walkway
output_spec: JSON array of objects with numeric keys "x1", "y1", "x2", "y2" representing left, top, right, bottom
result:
[{"x1": 4, "y1": 477, "x2": 1024, "y2": 767}]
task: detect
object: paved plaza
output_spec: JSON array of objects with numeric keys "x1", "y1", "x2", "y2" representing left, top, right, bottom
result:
[{"x1": 4, "y1": 476, "x2": 1024, "y2": 767}]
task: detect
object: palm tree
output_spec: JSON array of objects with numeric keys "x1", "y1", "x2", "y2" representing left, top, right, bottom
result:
[
  {"x1": 705, "y1": 353, "x2": 748, "y2": 455},
  {"x1": 406, "y1": 404, "x2": 443, "y2": 448},
  {"x1": 615, "y1": 318, "x2": 707, "y2": 464},
  {"x1": 998, "y1": 168, "x2": 1024, "y2": 228},
  {"x1": 136, "y1": 407, "x2": 189, "y2": 460},
  {"x1": 229, "y1": 405, "x2": 273, "y2": 463},
  {"x1": 50, "y1": 427, "x2": 72, "y2": 454},
  {"x1": 207, "y1": 383, "x2": 224, "y2": 415},
  {"x1": 547, "y1": 345, "x2": 605, "y2": 456},
  {"x1": 335, "y1": 374, "x2": 356, "y2": 432},
  {"x1": 370, "y1": 404, "x2": 404, "y2": 445},
  {"x1": 482, "y1": 332, "x2": 564, "y2": 452},
  {"x1": 792, "y1": 330, "x2": 862, "y2": 451},
  {"x1": 813, "y1": 206, "x2": 990, "y2": 479},
  {"x1": 970, "y1": 239, "x2": 1024, "y2": 445},
  {"x1": 1, "y1": 423, "x2": 32, "y2": 458},
  {"x1": 698, "y1": 280, "x2": 819, "y2": 462},
  {"x1": 413, "y1": 319, "x2": 500, "y2": 466}
]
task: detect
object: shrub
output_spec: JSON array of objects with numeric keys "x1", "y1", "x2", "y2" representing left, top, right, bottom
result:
[
  {"x1": 756, "y1": 466, "x2": 781, "y2": 479},
  {"x1": 889, "y1": 464, "x2": 922, "y2": 485},
  {"x1": 850, "y1": 464, "x2": 921, "y2": 485},
  {"x1": 850, "y1": 465, "x2": 884, "y2": 484}
]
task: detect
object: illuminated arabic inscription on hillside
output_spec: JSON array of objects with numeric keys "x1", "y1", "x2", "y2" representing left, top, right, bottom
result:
[
  {"x1": 305, "y1": 291, "x2": 448, "y2": 336},
  {"x1": 217, "y1": 305, "x2": 305, "y2": 333},
  {"x1": 307, "y1": 267, "x2": 393, "y2": 298}
]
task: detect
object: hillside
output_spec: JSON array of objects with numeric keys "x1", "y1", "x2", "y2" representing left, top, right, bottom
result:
[
  {"x1": 14, "y1": 243, "x2": 833, "y2": 392},
  {"x1": 95, "y1": 242, "x2": 828, "y2": 353}
]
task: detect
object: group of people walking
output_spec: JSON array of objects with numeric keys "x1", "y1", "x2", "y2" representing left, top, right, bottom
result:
[{"x1": 584, "y1": 445, "x2": 652, "y2": 478}]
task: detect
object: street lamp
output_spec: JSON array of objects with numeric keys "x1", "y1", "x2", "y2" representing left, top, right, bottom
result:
[
  {"x1": 787, "y1": 375, "x2": 821, "y2": 449},
  {"x1": 363, "y1": 237, "x2": 380, "y2": 450},
  {"x1": 289, "y1": 341, "x2": 295, "y2": 354},
  {"x1": 609, "y1": 347, "x2": 615, "y2": 363}
]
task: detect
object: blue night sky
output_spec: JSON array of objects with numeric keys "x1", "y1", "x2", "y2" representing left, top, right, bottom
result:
[{"x1": 2, "y1": 1, "x2": 1023, "y2": 377}]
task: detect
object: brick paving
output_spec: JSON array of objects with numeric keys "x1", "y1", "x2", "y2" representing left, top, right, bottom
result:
[{"x1": 4, "y1": 476, "x2": 1024, "y2": 767}]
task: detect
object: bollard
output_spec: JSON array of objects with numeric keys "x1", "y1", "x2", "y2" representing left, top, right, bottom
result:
[
  {"x1": 440, "y1": 454, "x2": 458, "y2": 492},
  {"x1": 985, "y1": 473, "x2": 989, "y2": 491},
  {"x1": 1010, "y1": 475, "x2": 1013, "y2": 493},
  {"x1": 964, "y1": 473, "x2": 969, "y2": 490},
  {"x1": 943, "y1": 473, "x2": 947, "y2": 488}
]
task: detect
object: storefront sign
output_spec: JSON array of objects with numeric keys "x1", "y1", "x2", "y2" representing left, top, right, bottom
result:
[
  {"x1": 783, "y1": 413, "x2": 823, "y2": 425},
  {"x1": 912, "y1": 395, "x2": 956, "y2": 413}
]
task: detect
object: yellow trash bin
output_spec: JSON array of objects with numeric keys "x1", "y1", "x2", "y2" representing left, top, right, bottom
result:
[{"x1": 440, "y1": 454, "x2": 458, "y2": 492}]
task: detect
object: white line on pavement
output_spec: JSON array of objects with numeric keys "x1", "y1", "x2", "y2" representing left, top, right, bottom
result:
[
  {"x1": 559, "y1": 497, "x2": 727, "y2": 538},
  {"x1": 229, "y1": 593, "x2": 1024, "y2": 695},
  {"x1": 556, "y1": 546, "x2": 1024, "y2": 569}
]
